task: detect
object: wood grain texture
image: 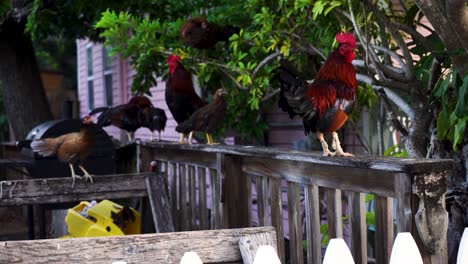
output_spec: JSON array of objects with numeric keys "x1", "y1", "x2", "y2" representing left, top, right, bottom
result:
[
  {"x1": 242, "y1": 157, "x2": 397, "y2": 197},
  {"x1": 348, "y1": 192, "x2": 367, "y2": 264},
  {"x1": 145, "y1": 172, "x2": 174, "y2": 233},
  {"x1": 269, "y1": 177, "x2": 285, "y2": 263},
  {"x1": 304, "y1": 184, "x2": 321, "y2": 264},
  {"x1": 326, "y1": 188, "x2": 343, "y2": 238},
  {"x1": 0, "y1": 173, "x2": 152, "y2": 206},
  {"x1": 375, "y1": 196, "x2": 393, "y2": 264},
  {"x1": 141, "y1": 141, "x2": 453, "y2": 174},
  {"x1": 198, "y1": 167, "x2": 208, "y2": 230},
  {"x1": 188, "y1": 165, "x2": 196, "y2": 230},
  {"x1": 223, "y1": 155, "x2": 250, "y2": 228},
  {"x1": 0, "y1": 227, "x2": 277, "y2": 264},
  {"x1": 209, "y1": 168, "x2": 221, "y2": 229},
  {"x1": 239, "y1": 232, "x2": 277, "y2": 264},
  {"x1": 179, "y1": 164, "x2": 188, "y2": 231},
  {"x1": 169, "y1": 163, "x2": 179, "y2": 231},
  {"x1": 287, "y1": 182, "x2": 303, "y2": 264},
  {"x1": 256, "y1": 176, "x2": 269, "y2": 226}
]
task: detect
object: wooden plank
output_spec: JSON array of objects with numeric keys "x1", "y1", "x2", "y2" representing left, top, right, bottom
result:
[
  {"x1": 0, "y1": 227, "x2": 277, "y2": 264},
  {"x1": 223, "y1": 155, "x2": 250, "y2": 228},
  {"x1": 188, "y1": 165, "x2": 196, "y2": 230},
  {"x1": 239, "y1": 232, "x2": 277, "y2": 264},
  {"x1": 151, "y1": 147, "x2": 217, "y2": 169},
  {"x1": 209, "y1": 168, "x2": 221, "y2": 229},
  {"x1": 170, "y1": 163, "x2": 179, "y2": 231},
  {"x1": 269, "y1": 178, "x2": 285, "y2": 263},
  {"x1": 326, "y1": 188, "x2": 343, "y2": 238},
  {"x1": 395, "y1": 173, "x2": 412, "y2": 233},
  {"x1": 375, "y1": 196, "x2": 393, "y2": 264},
  {"x1": 141, "y1": 141, "x2": 454, "y2": 174},
  {"x1": 198, "y1": 167, "x2": 208, "y2": 230},
  {"x1": 0, "y1": 173, "x2": 151, "y2": 206},
  {"x1": 145, "y1": 172, "x2": 174, "y2": 233},
  {"x1": 179, "y1": 164, "x2": 188, "y2": 231},
  {"x1": 348, "y1": 192, "x2": 367, "y2": 264},
  {"x1": 256, "y1": 176, "x2": 269, "y2": 226},
  {"x1": 287, "y1": 181, "x2": 303, "y2": 264},
  {"x1": 242, "y1": 157, "x2": 397, "y2": 197},
  {"x1": 304, "y1": 184, "x2": 321, "y2": 264}
]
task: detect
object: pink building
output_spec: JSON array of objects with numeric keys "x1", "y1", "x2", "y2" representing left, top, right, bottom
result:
[{"x1": 76, "y1": 39, "x2": 365, "y2": 153}]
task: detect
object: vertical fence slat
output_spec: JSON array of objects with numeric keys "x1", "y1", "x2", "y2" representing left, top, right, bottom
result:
[
  {"x1": 375, "y1": 196, "x2": 393, "y2": 264},
  {"x1": 396, "y1": 173, "x2": 412, "y2": 233},
  {"x1": 170, "y1": 163, "x2": 179, "y2": 231},
  {"x1": 179, "y1": 164, "x2": 188, "y2": 231},
  {"x1": 209, "y1": 168, "x2": 221, "y2": 229},
  {"x1": 256, "y1": 176, "x2": 266, "y2": 226},
  {"x1": 305, "y1": 184, "x2": 321, "y2": 264},
  {"x1": 287, "y1": 181, "x2": 304, "y2": 264},
  {"x1": 349, "y1": 192, "x2": 367, "y2": 264},
  {"x1": 223, "y1": 155, "x2": 249, "y2": 228},
  {"x1": 270, "y1": 177, "x2": 285, "y2": 263},
  {"x1": 198, "y1": 167, "x2": 208, "y2": 230},
  {"x1": 326, "y1": 188, "x2": 343, "y2": 238},
  {"x1": 188, "y1": 165, "x2": 196, "y2": 230}
]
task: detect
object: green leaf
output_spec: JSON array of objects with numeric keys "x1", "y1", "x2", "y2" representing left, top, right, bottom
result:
[
  {"x1": 454, "y1": 74, "x2": 468, "y2": 117},
  {"x1": 437, "y1": 103, "x2": 450, "y2": 140},
  {"x1": 453, "y1": 117, "x2": 467, "y2": 150}
]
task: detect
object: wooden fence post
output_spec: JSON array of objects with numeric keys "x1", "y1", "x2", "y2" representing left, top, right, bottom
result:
[
  {"x1": 222, "y1": 154, "x2": 250, "y2": 228},
  {"x1": 412, "y1": 171, "x2": 448, "y2": 264}
]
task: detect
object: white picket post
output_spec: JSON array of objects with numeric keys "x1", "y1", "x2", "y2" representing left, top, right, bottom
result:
[
  {"x1": 253, "y1": 245, "x2": 281, "y2": 264},
  {"x1": 389, "y1": 232, "x2": 423, "y2": 264},
  {"x1": 457, "y1": 228, "x2": 468, "y2": 264},
  {"x1": 180, "y1": 251, "x2": 203, "y2": 264},
  {"x1": 323, "y1": 238, "x2": 355, "y2": 264}
]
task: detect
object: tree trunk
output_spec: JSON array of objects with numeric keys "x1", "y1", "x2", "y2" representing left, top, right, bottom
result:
[{"x1": 0, "y1": 18, "x2": 53, "y2": 139}]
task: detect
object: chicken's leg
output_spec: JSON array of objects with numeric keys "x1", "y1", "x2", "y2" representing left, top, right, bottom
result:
[
  {"x1": 188, "y1": 131, "x2": 194, "y2": 144},
  {"x1": 207, "y1": 134, "x2": 219, "y2": 145},
  {"x1": 78, "y1": 165, "x2": 94, "y2": 183},
  {"x1": 127, "y1": 132, "x2": 133, "y2": 142},
  {"x1": 158, "y1": 131, "x2": 162, "y2": 141},
  {"x1": 205, "y1": 133, "x2": 211, "y2": 144},
  {"x1": 331, "y1": 132, "x2": 354, "y2": 157},
  {"x1": 179, "y1": 133, "x2": 186, "y2": 144},
  {"x1": 150, "y1": 132, "x2": 155, "y2": 141},
  {"x1": 69, "y1": 163, "x2": 82, "y2": 188},
  {"x1": 316, "y1": 132, "x2": 335, "y2": 157}
]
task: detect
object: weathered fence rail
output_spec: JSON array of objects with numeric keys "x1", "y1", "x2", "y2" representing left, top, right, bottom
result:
[
  {"x1": 0, "y1": 226, "x2": 277, "y2": 263},
  {"x1": 140, "y1": 141, "x2": 453, "y2": 264}
]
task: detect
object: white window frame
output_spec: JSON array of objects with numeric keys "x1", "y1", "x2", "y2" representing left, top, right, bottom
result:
[
  {"x1": 102, "y1": 46, "x2": 113, "y2": 107},
  {"x1": 86, "y1": 43, "x2": 94, "y2": 111}
]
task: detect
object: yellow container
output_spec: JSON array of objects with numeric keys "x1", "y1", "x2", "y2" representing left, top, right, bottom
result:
[{"x1": 65, "y1": 200, "x2": 141, "y2": 238}]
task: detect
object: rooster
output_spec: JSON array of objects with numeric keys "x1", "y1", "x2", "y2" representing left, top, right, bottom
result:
[
  {"x1": 89, "y1": 96, "x2": 153, "y2": 141},
  {"x1": 180, "y1": 16, "x2": 239, "y2": 49},
  {"x1": 29, "y1": 115, "x2": 94, "y2": 187},
  {"x1": 166, "y1": 54, "x2": 207, "y2": 143},
  {"x1": 273, "y1": 32, "x2": 357, "y2": 157},
  {"x1": 176, "y1": 89, "x2": 228, "y2": 145}
]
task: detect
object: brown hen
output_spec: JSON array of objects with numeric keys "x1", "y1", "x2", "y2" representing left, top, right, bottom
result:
[{"x1": 30, "y1": 115, "x2": 94, "y2": 187}]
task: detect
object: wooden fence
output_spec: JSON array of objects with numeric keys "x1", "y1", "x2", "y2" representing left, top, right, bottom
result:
[{"x1": 139, "y1": 141, "x2": 453, "y2": 264}]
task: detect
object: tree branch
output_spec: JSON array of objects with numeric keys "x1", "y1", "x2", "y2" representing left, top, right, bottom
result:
[
  {"x1": 252, "y1": 51, "x2": 281, "y2": 79},
  {"x1": 427, "y1": 57, "x2": 442, "y2": 93},
  {"x1": 376, "y1": 87, "x2": 409, "y2": 137},
  {"x1": 362, "y1": 0, "x2": 416, "y2": 80},
  {"x1": 261, "y1": 88, "x2": 280, "y2": 102}
]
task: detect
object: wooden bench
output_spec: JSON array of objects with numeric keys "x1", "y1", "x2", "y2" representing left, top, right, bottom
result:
[{"x1": 0, "y1": 226, "x2": 277, "y2": 264}]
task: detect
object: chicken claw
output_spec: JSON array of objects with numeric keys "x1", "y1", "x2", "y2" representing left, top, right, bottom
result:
[
  {"x1": 79, "y1": 165, "x2": 94, "y2": 183},
  {"x1": 331, "y1": 132, "x2": 354, "y2": 157}
]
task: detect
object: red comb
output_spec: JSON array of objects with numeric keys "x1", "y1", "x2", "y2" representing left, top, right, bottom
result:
[
  {"x1": 167, "y1": 54, "x2": 181, "y2": 63},
  {"x1": 336, "y1": 32, "x2": 356, "y2": 48}
]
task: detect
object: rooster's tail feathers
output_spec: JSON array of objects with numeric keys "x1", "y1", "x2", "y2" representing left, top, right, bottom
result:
[
  {"x1": 274, "y1": 60, "x2": 314, "y2": 118},
  {"x1": 30, "y1": 140, "x2": 56, "y2": 157},
  {"x1": 175, "y1": 120, "x2": 193, "y2": 134}
]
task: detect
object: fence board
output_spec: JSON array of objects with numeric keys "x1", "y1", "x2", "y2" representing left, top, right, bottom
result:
[
  {"x1": 209, "y1": 168, "x2": 221, "y2": 229},
  {"x1": 0, "y1": 227, "x2": 277, "y2": 264},
  {"x1": 0, "y1": 173, "x2": 151, "y2": 206},
  {"x1": 349, "y1": 192, "x2": 367, "y2": 264},
  {"x1": 269, "y1": 177, "x2": 285, "y2": 263},
  {"x1": 145, "y1": 172, "x2": 174, "y2": 233},
  {"x1": 326, "y1": 188, "x2": 343, "y2": 239},
  {"x1": 179, "y1": 164, "x2": 188, "y2": 231},
  {"x1": 198, "y1": 167, "x2": 208, "y2": 230},
  {"x1": 375, "y1": 196, "x2": 393, "y2": 264},
  {"x1": 305, "y1": 184, "x2": 321, "y2": 264},
  {"x1": 170, "y1": 163, "x2": 179, "y2": 231},
  {"x1": 287, "y1": 181, "x2": 303, "y2": 263},
  {"x1": 188, "y1": 165, "x2": 196, "y2": 230}
]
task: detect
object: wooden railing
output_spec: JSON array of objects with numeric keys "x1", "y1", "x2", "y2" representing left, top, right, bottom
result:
[{"x1": 139, "y1": 141, "x2": 452, "y2": 264}]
